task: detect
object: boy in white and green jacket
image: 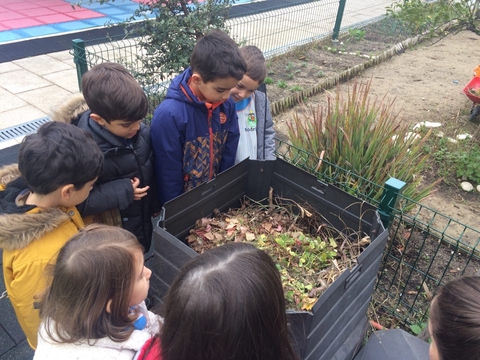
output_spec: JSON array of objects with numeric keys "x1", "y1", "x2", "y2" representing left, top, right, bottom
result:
[{"x1": 229, "y1": 45, "x2": 276, "y2": 163}]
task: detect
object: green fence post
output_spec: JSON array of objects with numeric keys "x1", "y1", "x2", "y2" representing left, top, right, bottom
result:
[
  {"x1": 72, "y1": 39, "x2": 88, "y2": 92},
  {"x1": 378, "y1": 177, "x2": 406, "y2": 228},
  {"x1": 332, "y1": 0, "x2": 347, "y2": 41}
]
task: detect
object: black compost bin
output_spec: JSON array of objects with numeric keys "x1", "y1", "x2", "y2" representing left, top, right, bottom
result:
[{"x1": 150, "y1": 159, "x2": 388, "y2": 360}]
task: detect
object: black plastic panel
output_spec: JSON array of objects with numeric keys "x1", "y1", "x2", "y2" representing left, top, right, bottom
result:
[{"x1": 152, "y1": 158, "x2": 388, "y2": 360}]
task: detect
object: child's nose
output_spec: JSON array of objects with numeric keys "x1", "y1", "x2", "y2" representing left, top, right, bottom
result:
[{"x1": 145, "y1": 267, "x2": 152, "y2": 279}]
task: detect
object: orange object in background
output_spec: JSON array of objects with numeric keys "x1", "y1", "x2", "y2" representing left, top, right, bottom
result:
[{"x1": 474, "y1": 65, "x2": 480, "y2": 77}]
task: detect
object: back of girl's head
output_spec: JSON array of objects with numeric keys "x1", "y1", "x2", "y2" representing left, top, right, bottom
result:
[
  {"x1": 429, "y1": 276, "x2": 480, "y2": 360},
  {"x1": 161, "y1": 242, "x2": 298, "y2": 360},
  {"x1": 40, "y1": 224, "x2": 143, "y2": 343}
]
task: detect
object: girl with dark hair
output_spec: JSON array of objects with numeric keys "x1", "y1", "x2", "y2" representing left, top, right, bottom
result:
[
  {"x1": 34, "y1": 224, "x2": 161, "y2": 360},
  {"x1": 428, "y1": 276, "x2": 480, "y2": 360},
  {"x1": 136, "y1": 242, "x2": 299, "y2": 360}
]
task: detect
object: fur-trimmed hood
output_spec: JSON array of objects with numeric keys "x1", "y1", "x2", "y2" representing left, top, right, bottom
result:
[
  {"x1": 0, "y1": 163, "x2": 21, "y2": 188},
  {"x1": 50, "y1": 93, "x2": 89, "y2": 125},
  {"x1": 0, "y1": 164, "x2": 69, "y2": 251}
]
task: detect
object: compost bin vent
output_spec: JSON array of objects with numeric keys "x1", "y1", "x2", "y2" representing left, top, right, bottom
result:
[{"x1": 0, "y1": 117, "x2": 50, "y2": 142}]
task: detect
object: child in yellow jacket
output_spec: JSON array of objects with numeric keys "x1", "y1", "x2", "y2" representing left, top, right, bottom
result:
[{"x1": 0, "y1": 122, "x2": 103, "y2": 349}]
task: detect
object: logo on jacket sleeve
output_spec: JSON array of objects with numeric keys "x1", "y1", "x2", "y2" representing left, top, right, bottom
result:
[{"x1": 219, "y1": 112, "x2": 227, "y2": 124}]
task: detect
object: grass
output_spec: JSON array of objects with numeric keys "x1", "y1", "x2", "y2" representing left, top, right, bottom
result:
[
  {"x1": 286, "y1": 80, "x2": 439, "y2": 203},
  {"x1": 426, "y1": 128, "x2": 480, "y2": 186}
]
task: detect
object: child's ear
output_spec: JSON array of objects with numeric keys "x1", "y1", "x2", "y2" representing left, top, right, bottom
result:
[
  {"x1": 106, "y1": 299, "x2": 113, "y2": 314},
  {"x1": 90, "y1": 113, "x2": 106, "y2": 126},
  {"x1": 60, "y1": 184, "x2": 75, "y2": 200},
  {"x1": 191, "y1": 73, "x2": 203, "y2": 85}
]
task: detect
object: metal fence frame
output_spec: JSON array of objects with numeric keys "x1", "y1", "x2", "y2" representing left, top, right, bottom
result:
[
  {"x1": 275, "y1": 140, "x2": 480, "y2": 328},
  {"x1": 71, "y1": 0, "x2": 398, "y2": 89}
]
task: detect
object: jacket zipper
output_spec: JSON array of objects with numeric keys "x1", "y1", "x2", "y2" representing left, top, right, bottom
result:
[{"x1": 208, "y1": 108, "x2": 214, "y2": 180}]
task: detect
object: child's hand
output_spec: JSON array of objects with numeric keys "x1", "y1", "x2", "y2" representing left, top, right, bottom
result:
[{"x1": 131, "y1": 177, "x2": 149, "y2": 201}]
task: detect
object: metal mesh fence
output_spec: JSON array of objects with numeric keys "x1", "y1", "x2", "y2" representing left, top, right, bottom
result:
[
  {"x1": 72, "y1": 0, "x2": 398, "y2": 115},
  {"x1": 275, "y1": 140, "x2": 480, "y2": 328},
  {"x1": 374, "y1": 194, "x2": 480, "y2": 327},
  {"x1": 74, "y1": 0, "x2": 399, "y2": 75},
  {"x1": 72, "y1": 36, "x2": 170, "y2": 116},
  {"x1": 227, "y1": 0, "x2": 340, "y2": 58}
]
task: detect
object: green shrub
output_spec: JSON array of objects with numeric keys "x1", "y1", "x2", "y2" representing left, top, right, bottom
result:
[
  {"x1": 264, "y1": 77, "x2": 274, "y2": 85},
  {"x1": 286, "y1": 80, "x2": 438, "y2": 202},
  {"x1": 348, "y1": 28, "x2": 366, "y2": 41},
  {"x1": 88, "y1": 0, "x2": 234, "y2": 87},
  {"x1": 387, "y1": 0, "x2": 480, "y2": 35},
  {"x1": 432, "y1": 137, "x2": 480, "y2": 185},
  {"x1": 456, "y1": 146, "x2": 480, "y2": 183}
]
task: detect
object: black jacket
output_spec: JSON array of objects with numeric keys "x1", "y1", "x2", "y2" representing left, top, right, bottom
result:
[{"x1": 51, "y1": 95, "x2": 155, "y2": 251}]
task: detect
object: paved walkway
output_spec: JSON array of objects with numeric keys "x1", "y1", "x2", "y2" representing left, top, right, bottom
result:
[{"x1": 0, "y1": 0, "x2": 396, "y2": 358}]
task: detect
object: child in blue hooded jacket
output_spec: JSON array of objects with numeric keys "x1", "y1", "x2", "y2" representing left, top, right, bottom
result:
[{"x1": 150, "y1": 30, "x2": 247, "y2": 205}]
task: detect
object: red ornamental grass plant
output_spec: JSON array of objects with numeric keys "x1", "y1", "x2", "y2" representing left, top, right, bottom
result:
[{"x1": 286, "y1": 80, "x2": 439, "y2": 203}]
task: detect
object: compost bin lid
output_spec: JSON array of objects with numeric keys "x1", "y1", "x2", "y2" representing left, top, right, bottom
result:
[{"x1": 353, "y1": 329, "x2": 429, "y2": 360}]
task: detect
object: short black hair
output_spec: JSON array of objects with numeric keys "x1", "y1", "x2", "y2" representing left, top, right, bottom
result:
[
  {"x1": 190, "y1": 30, "x2": 247, "y2": 83},
  {"x1": 18, "y1": 122, "x2": 104, "y2": 195},
  {"x1": 81, "y1": 62, "x2": 148, "y2": 123}
]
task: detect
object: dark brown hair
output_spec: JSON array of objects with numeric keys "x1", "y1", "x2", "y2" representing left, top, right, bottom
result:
[
  {"x1": 39, "y1": 224, "x2": 144, "y2": 343},
  {"x1": 429, "y1": 276, "x2": 480, "y2": 360},
  {"x1": 240, "y1": 45, "x2": 267, "y2": 84},
  {"x1": 18, "y1": 121, "x2": 103, "y2": 195},
  {"x1": 159, "y1": 242, "x2": 298, "y2": 360},
  {"x1": 81, "y1": 62, "x2": 148, "y2": 123},
  {"x1": 190, "y1": 30, "x2": 247, "y2": 83}
]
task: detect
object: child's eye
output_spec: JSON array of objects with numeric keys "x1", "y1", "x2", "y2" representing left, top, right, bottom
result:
[{"x1": 121, "y1": 124, "x2": 130, "y2": 128}]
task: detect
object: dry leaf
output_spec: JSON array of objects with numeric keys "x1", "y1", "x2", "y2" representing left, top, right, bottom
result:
[
  {"x1": 301, "y1": 297, "x2": 317, "y2": 311},
  {"x1": 204, "y1": 232, "x2": 214, "y2": 241},
  {"x1": 214, "y1": 233, "x2": 223, "y2": 241},
  {"x1": 262, "y1": 222, "x2": 273, "y2": 232},
  {"x1": 245, "y1": 232, "x2": 255, "y2": 241},
  {"x1": 357, "y1": 236, "x2": 371, "y2": 247},
  {"x1": 186, "y1": 234, "x2": 197, "y2": 244},
  {"x1": 331, "y1": 259, "x2": 341, "y2": 271}
]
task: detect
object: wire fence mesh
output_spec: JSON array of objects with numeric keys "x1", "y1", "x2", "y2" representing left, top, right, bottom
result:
[
  {"x1": 275, "y1": 140, "x2": 480, "y2": 328},
  {"x1": 227, "y1": 0, "x2": 341, "y2": 58}
]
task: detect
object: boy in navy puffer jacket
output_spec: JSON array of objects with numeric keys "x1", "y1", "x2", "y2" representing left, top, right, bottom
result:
[{"x1": 150, "y1": 30, "x2": 247, "y2": 206}]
